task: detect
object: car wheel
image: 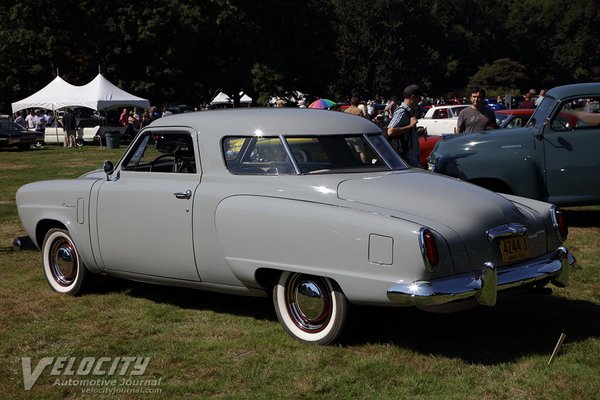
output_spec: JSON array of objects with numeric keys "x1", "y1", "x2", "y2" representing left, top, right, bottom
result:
[
  {"x1": 42, "y1": 228, "x2": 88, "y2": 295},
  {"x1": 273, "y1": 271, "x2": 348, "y2": 344}
]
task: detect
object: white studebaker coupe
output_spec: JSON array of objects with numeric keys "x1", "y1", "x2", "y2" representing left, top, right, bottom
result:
[{"x1": 16, "y1": 108, "x2": 575, "y2": 344}]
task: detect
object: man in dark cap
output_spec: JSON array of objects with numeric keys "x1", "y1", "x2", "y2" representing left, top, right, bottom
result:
[{"x1": 386, "y1": 84, "x2": 423, "y2": 167}]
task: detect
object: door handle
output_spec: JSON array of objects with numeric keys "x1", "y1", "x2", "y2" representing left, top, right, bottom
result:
[{"x1": 173, "y1": 190, "x2": 192, "y2": 199}]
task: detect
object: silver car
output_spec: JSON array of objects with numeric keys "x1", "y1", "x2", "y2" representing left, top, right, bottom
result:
[{"x1": 16, "y1": 108, "x2": 575, "y2": 344}]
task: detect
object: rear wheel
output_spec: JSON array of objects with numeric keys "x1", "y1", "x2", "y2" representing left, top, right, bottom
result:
[
  {"x1": 42, "y1": 228, "x2": 88, "y2": 295},
  {"x1": 273, "y1": 271, "x2": 348, "y2": 344}
]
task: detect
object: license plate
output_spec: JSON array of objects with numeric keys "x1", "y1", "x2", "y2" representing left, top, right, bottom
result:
[{"x1": 499, "y1": 236, "x2": 530, "y2": 263}]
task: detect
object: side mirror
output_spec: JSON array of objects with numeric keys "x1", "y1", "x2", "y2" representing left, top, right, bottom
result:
[{"x1": 103, "y1": 160, "x2": 114, "y2": 179}]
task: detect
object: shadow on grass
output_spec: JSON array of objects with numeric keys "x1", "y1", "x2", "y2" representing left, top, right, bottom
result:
[
  {"x1": 563, "y1": 207, "x2": 600, "y2": 228},
  {"x1": 88, "y1": 275, "x2": 275, "y2": 321},
  {"x1": 86, "y1": 274, "x2": 599, "y2": 364},
  {"x1": 344, "y1": 291, "x2": 600, "y2": 364}
]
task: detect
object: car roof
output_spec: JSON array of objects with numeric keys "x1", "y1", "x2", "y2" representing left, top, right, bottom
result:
[
  {"x1": 546, "y1": 82, "x2": 600, "y2": 100},
  {"x1": 495, "y1": 109, "x2": 535, "y2": 115},
  {"x1": 429, "y1": 105, "x2": 467, "y2": 109},
  {"x1": 145, "y1": 108, "x2": 382, "y2": 137}
]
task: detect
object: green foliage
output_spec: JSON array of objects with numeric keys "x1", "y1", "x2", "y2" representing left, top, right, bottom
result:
[
  {"x1": 0, "y1": 0, "x2": 599, "y2": 111},
  {"x1": 468, "y1": 58, "x2": 529, "y2": 97}
]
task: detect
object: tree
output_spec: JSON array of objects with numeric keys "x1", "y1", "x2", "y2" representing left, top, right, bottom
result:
[{"x1": 467, "y1": 59, "x2": 529, "y2": 97}]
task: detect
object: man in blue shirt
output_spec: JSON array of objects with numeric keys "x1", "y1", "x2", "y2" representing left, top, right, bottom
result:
[{"x1": 387, "y1": 84, "x2": 423, "y2": 167}]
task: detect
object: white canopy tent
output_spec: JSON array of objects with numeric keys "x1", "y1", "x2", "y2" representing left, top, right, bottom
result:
[
  {"x1": 12, "y1": 73, "x2": 150, "y2": 113},
  {"x1": 240, "y1": 93, "x2": 252, "y2": 104},
  {"x1": 11, "y1": 76, "x2": 81, "y2": 113},
  {"x1": 210, "y1": 91, "x2": 232, "y2": 106},
  {"x1": 77, "y1": 73, "x2": 150, "y2": 111}
]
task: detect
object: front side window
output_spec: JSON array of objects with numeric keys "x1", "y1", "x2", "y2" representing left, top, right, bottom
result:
[
  {"x1": 223, "y1": 133, "x2": 406, "y2": 175},
  {"x1": 121, "y1": 131, "x2": 197, "y2": 173},
  {"x1": 550, "y1": 97, "x2": 600, "y2": 131}
]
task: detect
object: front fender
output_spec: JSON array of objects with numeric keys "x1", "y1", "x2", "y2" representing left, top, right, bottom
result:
[
  {"x1": 16, "y1": 179, "x2": 101, "y2": 272},
  {"x1": 433, "y1": 131, "x2": 547, "y2": 201}
]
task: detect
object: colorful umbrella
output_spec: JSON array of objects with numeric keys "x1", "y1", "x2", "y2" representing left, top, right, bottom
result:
[{"x1": 308, "y1": 99, "x2": 336, "y2": 109}]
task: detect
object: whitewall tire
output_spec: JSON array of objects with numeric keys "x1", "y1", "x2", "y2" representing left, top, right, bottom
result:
[
  {"x1": 273, "y1": 271, "x2": 348, "y2": 344},
  {"x1": 42, "y1": 228, "x2": 88, "y2": 295}
]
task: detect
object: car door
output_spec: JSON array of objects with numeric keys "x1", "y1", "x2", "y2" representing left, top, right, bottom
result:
[
  {"x1": 543, "y1": 97, "x2": 600, "y2": 205},
  {"x1": 95, "y1": 129, "x2": 201, "y2": 280}
]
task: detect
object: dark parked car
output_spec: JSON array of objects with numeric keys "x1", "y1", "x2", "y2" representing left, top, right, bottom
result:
[{"x1": 0, "y1": 120, "x2": 38, "y2": 150}]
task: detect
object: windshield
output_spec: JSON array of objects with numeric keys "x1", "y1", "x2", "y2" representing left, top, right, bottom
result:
[{"x1": 223, "y1": 133, "x2": 407, "y2": 175}]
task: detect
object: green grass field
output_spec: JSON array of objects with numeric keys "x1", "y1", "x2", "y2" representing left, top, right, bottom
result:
[{"x1": 1, "y1": 145, "x2": 599, "y2": 399}]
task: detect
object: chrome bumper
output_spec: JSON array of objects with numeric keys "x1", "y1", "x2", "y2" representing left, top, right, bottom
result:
[{"x1": 387, "y1": 247, "x2": 575, "y2": 307}]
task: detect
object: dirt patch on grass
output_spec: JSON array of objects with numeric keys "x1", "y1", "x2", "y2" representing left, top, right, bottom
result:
[
  {"x1": 0, "y1": 163, "x2": 33, "y2": 170},
  {"x1": 63, "y1": 161, "x2": 102, "y2": 167}
]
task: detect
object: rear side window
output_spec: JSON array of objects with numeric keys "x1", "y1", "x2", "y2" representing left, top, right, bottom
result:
[
  {"x1": 223, "y1": 133, "x2": 406, "y2": 175},
  {"x1": 223, "y1": 136, "x2": 294, "y2": 174}
]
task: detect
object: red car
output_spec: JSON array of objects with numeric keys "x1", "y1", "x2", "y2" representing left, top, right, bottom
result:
[
  {"x1": 495, "y1": 109, "x2": 535, "y2": 129},
  {"x1": 418, "y1": 132, "x2": 441, "y2": 167},
  {"x1": 495, "y1": 109, "x2": 580, "y2": 130}
]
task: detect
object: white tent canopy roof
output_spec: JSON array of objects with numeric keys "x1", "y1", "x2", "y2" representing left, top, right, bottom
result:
[
  {"x1": 210, "y1": 91, "x2": 232, "y2": 105},
  {"x1": 240, "y1": 92, "x2": 252, "y2": 103},
  {"x1": 11, "y1": 76, "x2": 81, "y2": 113},
  {"x1": 12, "y1": 73, "x2": 150, "y2": 113},
  {"x1": 77, "y1": 73, "x2": 150, "y2": 111}
]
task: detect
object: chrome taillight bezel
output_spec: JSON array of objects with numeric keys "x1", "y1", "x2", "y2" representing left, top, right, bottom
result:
[
  {"x1": 419, "y1": 227, "x2": 439, "y2": 272},
  {"x1": 551, "y1": 206, "x2": 568, "y2": 242}
]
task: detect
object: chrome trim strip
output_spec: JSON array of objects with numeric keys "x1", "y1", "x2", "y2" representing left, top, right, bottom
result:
[
  {"x1": 550, "y1": 206, "x2": 567, "y2": 242},
  {"x1": 387, "y1": 247, "x2": 575, "y2": 307}
]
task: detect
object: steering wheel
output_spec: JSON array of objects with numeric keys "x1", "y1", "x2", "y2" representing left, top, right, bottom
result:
[{"x1": 149, "y1": 153, "x2": 192, "y2": 172}]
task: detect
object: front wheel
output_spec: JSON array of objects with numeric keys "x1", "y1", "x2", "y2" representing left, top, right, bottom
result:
[
  {"x1": 273, "y1": 271, "x2": 348, "y2": 344},
  {"x1": 42, "y1": 228, "x2": 88, "y2": 295}
]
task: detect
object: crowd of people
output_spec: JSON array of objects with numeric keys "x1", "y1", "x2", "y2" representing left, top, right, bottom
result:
[
  {"x1": 6, "y1": 86, "x2": 544, "y2": 156},
  {"x1": 340, "y1": 86, "x2": 546, "y2": 167},
  {"x1": 7, "y1": 104, "x2": 181, "y2": 148}
]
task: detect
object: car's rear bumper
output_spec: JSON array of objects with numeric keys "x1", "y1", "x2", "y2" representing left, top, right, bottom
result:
[{"x1": 387, "y1": 247, "x2": 575, "y2": 307}]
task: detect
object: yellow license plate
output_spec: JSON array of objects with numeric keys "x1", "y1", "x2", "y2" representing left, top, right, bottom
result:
[{"x1": 499, "y1": 236, "x2": 530, "y2": 263}]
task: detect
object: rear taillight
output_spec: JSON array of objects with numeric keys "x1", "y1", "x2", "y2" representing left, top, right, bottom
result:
[
  {"x1": 419, "y1": 228, "x2": 439, "y2": 271},
  {"x1": 551, "y1": 206, "x2": 568, "y2": 242}
]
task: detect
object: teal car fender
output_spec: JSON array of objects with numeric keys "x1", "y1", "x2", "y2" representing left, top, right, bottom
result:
[{"x1": 428, "y1": 127, "x2": 548, "y2": 199}]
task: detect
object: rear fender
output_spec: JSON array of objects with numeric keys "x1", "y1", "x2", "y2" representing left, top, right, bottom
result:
[{"x1": 215, "y1": 195, "x2": 454, "y2": 304}]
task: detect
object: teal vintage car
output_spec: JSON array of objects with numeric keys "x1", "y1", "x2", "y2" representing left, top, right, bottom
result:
[{"x1": 428, "y1": 82, "x2": 600, "y2": 207}]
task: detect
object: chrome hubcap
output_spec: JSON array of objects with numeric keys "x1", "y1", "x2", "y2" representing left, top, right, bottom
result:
[
  {"x1": 286, "y1": 275, "x2": 332, "y2": 333},
  {"x1": 49, "y1": 238, "x2": 77, "y2": 286}
]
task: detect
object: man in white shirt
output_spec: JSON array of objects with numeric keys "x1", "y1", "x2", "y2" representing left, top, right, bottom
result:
[{"x1": 25, "y1": 110, "x2": 36, "y2": 129}]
